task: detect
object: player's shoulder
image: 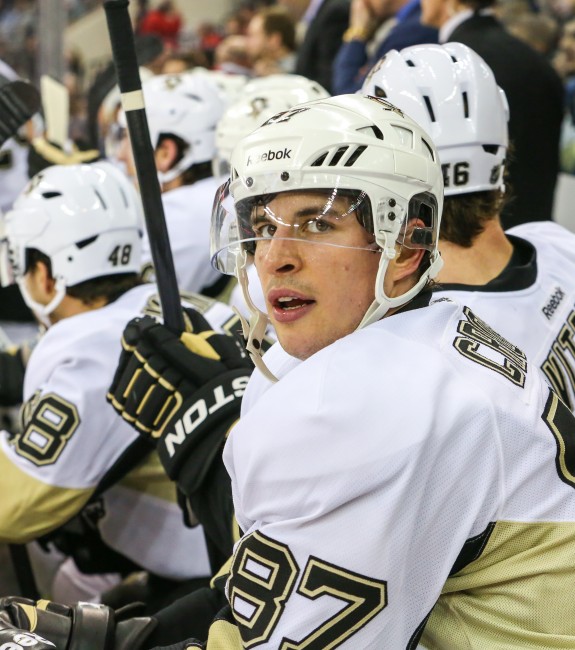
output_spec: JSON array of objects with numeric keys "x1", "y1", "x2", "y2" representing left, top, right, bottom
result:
[
  {"x1": 508, "y1": 220, "x2": 575, "y2": 251},
  {"x1": 31, "y1": 284, "x2": 154, "y2": 366}
]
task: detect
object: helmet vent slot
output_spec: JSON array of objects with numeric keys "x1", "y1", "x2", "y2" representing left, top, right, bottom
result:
[
  {"x1": 41, "y1": 192, "x2": 61, "y2": 199},
  {"x1": 328, "y1": 146, "x2": 349, "y2": 166},
  {"x1": 357, "y1": 125, "x2": 384, "y2": 140},
  {"x1": 94, "y1": 189, "x2": 107, "y2": 210},
  {"x1": 406, "y1": 59, "x2": 415, "y2": 67},
  {"x1": 374, "y1": 85, "x2": 386, "y2": 98},
  {"x1": 423, "y1": 96, "x2": 436, "y2": 122},
  {"x1": 344, "y1": 145, "x2": 367, "y2": 166},
  {"x1": 75, "y1": 235, "x2": 98, "y2": 249},
  {"x1": 119, "y1": 187, "x2": 129, "y2": 208},
  {"x1": 422, "y1": 139, "x2": 435, "y2": 161},
  {"x1": 462, "y1": 91, "x2": 469, "y2": 118},
  {"x1": 483, "y1": 145, "x2": 499, "y2": 155},
  {"x1": 311, "y1": 152, "x2": 328, "y2": 167}
]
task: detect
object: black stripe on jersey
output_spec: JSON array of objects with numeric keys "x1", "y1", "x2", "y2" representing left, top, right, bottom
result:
[
  {"x1": 406, "y1": 608, "x2": 433, "y2": 650},
  {"x1": 436, "y1": 235, "x2": 537, "y2": 293},
  {"x1": 449, "y1": 522, "x2": 496, "y2": 576}
]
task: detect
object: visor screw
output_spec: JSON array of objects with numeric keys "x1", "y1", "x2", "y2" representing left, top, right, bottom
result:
[
  {"x1": 388, "y1": 212, "x2": 396, "y2": 221},
  {"x1": 388, "y1": 198, "x2": 396, "y2": 207},
  {"x1": 246, "y1": 177, "x2": 253, "y2": 187},
  {"x1": 280, "y1": 171, "x2": 290, "y2": 181}
]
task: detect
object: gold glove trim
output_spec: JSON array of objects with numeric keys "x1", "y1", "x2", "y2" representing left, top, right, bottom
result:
[{"x1": 181, "y1": 331, "x2": 220, "y2": 360}]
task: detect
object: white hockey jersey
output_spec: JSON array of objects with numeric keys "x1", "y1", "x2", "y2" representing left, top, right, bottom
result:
[
  {"x1": 0, "y1": 284, "x2": 238, "y2": 581},
  {"x1": 141, "y1": 177, "x2": 226, "y2": 294},
  {"x1": 223, "y1": 297, "x2": 575, "y2": 649},
  {"x1": 434, "y1": 221, "x2": 575, "y2": 411}
]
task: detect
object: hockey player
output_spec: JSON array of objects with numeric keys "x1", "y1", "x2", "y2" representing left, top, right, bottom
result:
[
  {"x1": 0, "y1": 161, "x2": 226, "y2": 608},
  {"x1": 360, "y1": 42, "x2": 575, "y2": 411},
  {"x1": 5, "y1": 96, "x2": 575, "y2": 648},
  {"x1": 117, "y1": 72, "x2": 229, "y2": 298}
]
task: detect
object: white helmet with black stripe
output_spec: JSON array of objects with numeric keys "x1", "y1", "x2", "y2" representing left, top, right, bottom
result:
[
  {"x1": 361, "y1": 42, "x2": 509, "y2": 195},
  {"x1": 211, "y1": 94, "x2": 444, "y2": 375},
  {"x1": 1, "y1": 161, "x2": 143, "y2": 319}
]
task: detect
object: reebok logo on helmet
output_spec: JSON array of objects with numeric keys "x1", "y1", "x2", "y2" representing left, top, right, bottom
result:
[{"x1": 246, "y1": 148, "x2": 292, "y2": 167}]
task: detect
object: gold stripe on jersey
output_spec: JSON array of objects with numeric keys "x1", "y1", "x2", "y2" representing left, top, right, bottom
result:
[
  {"x1": 421, "y1": 520, "x2": 575, "y2": 649},
  {"x1": 118, "y1": 449, "x2": 178, "y2": 503},
  {"x1": 0, "y1": 449, "x2": 91, "y2": 543}
]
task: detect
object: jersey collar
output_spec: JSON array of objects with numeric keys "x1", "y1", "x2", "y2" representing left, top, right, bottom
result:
[{"x1": 434, "y1": 235, "x2": 537, "y2": 294}]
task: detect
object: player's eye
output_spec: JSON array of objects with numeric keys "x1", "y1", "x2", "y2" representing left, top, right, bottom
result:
[
  {"x1": 253, "y1": 221, "x2": 277, "y2": 239},
  {"x1": 303, "y1": 218, "x2": 333, "y2": 235}
]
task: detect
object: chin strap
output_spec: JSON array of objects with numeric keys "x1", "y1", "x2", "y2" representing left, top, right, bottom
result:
[
  {"x1": 236, "y1": 256, "x2": 278, "y2": 383},
  {"x1": 359, "y1": 249, "x2": 444, "y2": 329},
  {"x1": 17, "y1": 276, "x2": 66, "y2": 329}
]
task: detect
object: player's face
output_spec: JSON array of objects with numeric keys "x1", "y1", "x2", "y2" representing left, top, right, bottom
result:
[{"x1": 253, "y1": 191, "x2": 380, "y2": 359}]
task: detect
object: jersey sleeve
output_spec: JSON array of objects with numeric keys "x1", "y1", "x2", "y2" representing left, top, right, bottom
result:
[
  {"x1": 223, "y1": 340, "x2": 503, "y2": 648},
  {"x1": 0, "y1": 350, "x2": 135, "y2": 543}
]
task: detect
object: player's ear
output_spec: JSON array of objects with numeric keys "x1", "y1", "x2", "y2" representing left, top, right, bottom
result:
[
  {"x1": 36, "y1": 260, "x2": 56, "y2": 297},
  {"x1": 154, "y1": 137, "x2": 179, "y2": 174},
  {"x1": 390, "y1": 218, "x2": 427, "y2": 284}
]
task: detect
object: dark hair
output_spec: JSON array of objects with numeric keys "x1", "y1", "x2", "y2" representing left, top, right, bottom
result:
[
  {"x1": 440, "y1": 190, "x2": 507, "y2": 247},
  {"x1": 25, "y1": 249, "x2": 142, "y2": 306},
  {"x1": 459, "y1": 0, "x2": 496, "y2": 9},
  {"x1": 157, "y1": 133, "x2": 213, "y2": 184},
  {"x1": 259, "y1": 6, "x2": 296, "y2": 52}
]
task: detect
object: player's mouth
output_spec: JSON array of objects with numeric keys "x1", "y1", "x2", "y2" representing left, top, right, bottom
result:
[{"x1": 268, "y1": 289, "x2": 315, "y2": 323}]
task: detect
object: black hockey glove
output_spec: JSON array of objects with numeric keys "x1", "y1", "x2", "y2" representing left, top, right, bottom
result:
[
  {"x1": 107, "y1": 308, "x2": 253, "y2": 491},
  {"x1": 0, "y1": 597, "x2": 156, "y2": 650},
  {"x1": 0, "y1": 619, "x2": 56, "y2": 650}
]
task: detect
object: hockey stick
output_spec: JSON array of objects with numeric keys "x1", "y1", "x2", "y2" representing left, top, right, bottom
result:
[
  {"x1": 103, "y1": 0, "x2": 185, "y2": 333},
  {"x1": 0, "y1": 79, "x2": 41, "y2": 148}
]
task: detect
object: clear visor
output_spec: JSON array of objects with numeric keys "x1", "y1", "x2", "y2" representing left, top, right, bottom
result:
[{"x1": 211, "y1": 179, "x2": 379, "y2": 275}]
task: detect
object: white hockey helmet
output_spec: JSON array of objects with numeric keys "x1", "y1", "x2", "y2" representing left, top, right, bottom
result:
[
  {"x1": 189, "y1": 67, "x2": 249, "y2": 107},
  {"x1": 361, "y1": 42, "x2": 509, "y2": 195},
  {"x1": 211, "y1": 94, "x2": 443, "y2": 374},
  {"x1": 213, "y1": 74, "x2": 330, "y2": 178},
  {"x1": 140, "y1": 72, "x2": 228, "y2": 183},
  {"x1": 1, "y1": 161, "x2": 143, "y2": 318}
]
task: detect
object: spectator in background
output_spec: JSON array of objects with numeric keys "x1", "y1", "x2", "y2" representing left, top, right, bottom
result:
[
  {"x1": 286, "y1": 0, "x2": 351, "y2": 92},
  {"x1": 503, "y1": 12, "x2": 560, "y2": 56},
  {"x1": 213, "y1": 34, "x2": 253, "y2": 76},
  {"x1": 85, "y1": 33, "x2": 166, "y2": 151},
  {"x1": 420, "y1": 0, "x2": 564, "y2": 229},
  {"x1": 139, "y1": 0, "x2": 183, "y2": 51},
  {"x1": 196, "y1": 22, "x2": 223, "y2": 67},
  {"x1": 222, "y1": 4, "x2": 257, "y2": 37},
  {"x1": 332, "y1": 0, "x2": 437, "y2": 94},
  {"x1": 161, "y1": 50, "x2": 210, "y2": 74},
  {"x1": 246, "y1": 6, "x2": 297, "y2": 75},
  {"x1": 553, "y1": 17, "x2": 575, "y2": 172}
]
